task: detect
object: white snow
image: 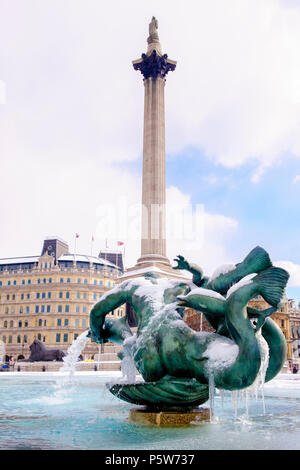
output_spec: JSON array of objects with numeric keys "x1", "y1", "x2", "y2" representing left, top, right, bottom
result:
[
  {"x1": 204, "y1": 337, "x2": 239, "y2": 372},
  {"x1": 184, "y1": 287, "x2": 226, "y2": 301},
  {"x1": 210, "y1": 263, "x2": 236, "y2": 282},
  {"x1": 226, "y1": 274, "x2": 256, "y2": 298}
]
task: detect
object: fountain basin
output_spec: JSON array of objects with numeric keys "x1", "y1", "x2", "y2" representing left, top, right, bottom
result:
[{"x1": 0, "y1": 372, "x2": 299, "y2": 450}]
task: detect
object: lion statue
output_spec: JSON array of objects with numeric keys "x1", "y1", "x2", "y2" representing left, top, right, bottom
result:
[{"x1": 25, "y1": 339, "x2": 65, "y2": 362}]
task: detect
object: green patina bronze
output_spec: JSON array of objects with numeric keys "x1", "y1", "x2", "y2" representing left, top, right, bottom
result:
[{"x1": 88, "y1": 247, "x2": 289, "y2": 408}]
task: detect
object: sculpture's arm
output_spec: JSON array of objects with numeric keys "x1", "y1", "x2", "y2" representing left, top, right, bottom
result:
[
  {"x1": 173, "y1": 255, "x2": 208, "y2": 287},
  {"x1": 88, "y1": 286, "x2": 130, "y2": 344}
]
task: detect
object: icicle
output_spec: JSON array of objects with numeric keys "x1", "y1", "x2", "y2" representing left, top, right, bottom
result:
[{"x1": 209, "y1": 371, "x2": 216, "y2": 422}]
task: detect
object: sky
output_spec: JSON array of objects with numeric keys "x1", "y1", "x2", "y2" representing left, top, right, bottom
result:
[{"x1": 0, "y1": 0, "x2": 299, "y2": 303}]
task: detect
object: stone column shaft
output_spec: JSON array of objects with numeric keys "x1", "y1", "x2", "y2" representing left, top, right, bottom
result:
[{"x1": 140, "y1": 77, "x2": 167, "y2": 262}]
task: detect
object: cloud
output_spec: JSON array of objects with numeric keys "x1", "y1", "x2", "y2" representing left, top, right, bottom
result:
[
  {"x1": 293, "y1": 175, "x2": 300, "y2": 183},
  {"x1": 275, "y1": 261, "x2": 300, "y2": 287},
  {"x1": 0, "y1": 0, "x2": 298, "y2": 266}
]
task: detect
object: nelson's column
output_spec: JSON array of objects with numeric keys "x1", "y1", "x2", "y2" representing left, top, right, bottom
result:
[{"x1": 123, "y1": 17, "x2": 183, "y2": 280}]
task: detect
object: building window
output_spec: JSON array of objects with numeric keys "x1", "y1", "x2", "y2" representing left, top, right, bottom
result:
[
  {"x1": 23, "y1": 335, "x2": 27, "y2": 343},
  {"x1": 37, "y1": 333, "x2": 42, "y2": 341},
  {"x1": 56, "y1": 334, "x2": 61, "y2": 343},
  {"x1": 4, "y1": 307, "x2": 8, "y2": 314},
  {"x1": 99, "y1": 280, "x2": 103, "y2": 285},
  {"x1": 108, "y1": 282, "x2": 111, "y2": 287},
  {"x1": 63, "y1": 333, "x2": 68, "y2": 343},
  {"x1": 83, "y1": 293, "x2": 87, "y2": 300},
  {"x1": 2, "y1": 336, "x2": 6, "y2": 343},
  {"x1": 41, "y1": 305, "x2": 45, "y2": 313},
  {"x1": 43, "y1": 278, "x2": 46, "y2": 284},
  {"x1": 38, "y1": 319, "x2": 42, "y2": 327},
  {"x1": 24, "y1": 321, "x2": 28, "y2": 327},
  {"x1": 9, "y1": 321, "x2": 13, "y2": 327},
  {"x1": 82, "y1": 319, "x2": 86, "y2": 327},
  {"x1": 59, "y1": 292, "x2": 63, "y2": 299},
  {"x1": 66, "y1": 292, "x2": 70, "y2": 299},
  {"x1": 13, "y1": 280, "x2": 17, "y2": 285},
  {"x1": 28, "y1": 280, "x2": 31, "y2": 285},
  {"x1": 27, "y1": 294, "x2": 30, "y2": 299},
  {"x1": 65, "y1": 305, "x2": 69, "y2": 313},
  {"x1": 75, "y1": 319, "x2": 79, "y2": 327},
  {"x1": 8, "y1": 335, "x2": 12, "y2": 344},
  {"x1": 57, "y1": 319, "x2": 62, "y2": 326},
  {"x1": 11, "y1": 307, "x2": 15, "y2": 313},
  {"x1": 6, "y1": 295, "x2": 9, "y2": 300},
  {"x1": 58, "y1": 305, "x2": 62, "y2": 313},
  {"x1": 49, "y1": 278, "x2": 52, "y2": 283},
  {"x1": 67, "y1": 278, "x2": 70, "y2": 283},
  {"x1": 26, "y1": 306, "x2": 30, "y2": 314},
  {"x1": 35, "y1": 306, "x2": 39, "y2": 313},
  {"x1": 8, "y1": 281, "x2": 11, "y2": 286},
  {"x1": 19, "y1": 307, "x2": 23, "y2": 314},
  {"x1": 74, "y1": 333, "x2": 78, "y2": 340},
  {"x1": 48, "y1": 292, "x2": 51, "y2": 299},
  {"x1": 76, "y1": 306, "x2": 80, "y2": 313},
  {"x1": 4, "y1": 321, "x2": 7, "y2": 328},
  {"x1": 77, "y1": 293, "x2": 80, "y2": 299},
  {"x1": 36, "y1": 293, "x2": 40, "y2": 299},
  {"x1": 281, "y1": 320, "x2": 284, "y2": 328},
  {"x1": 64, "y1": 319, "x2": 69, "y2": 326},
  {"x1": 82, "y1": 306, "x2": 87, "y2": 313},
  {"x1": 77, "y1": 278, "x2": 81, "y2": 284},
  {"x1": 22, "y1": 280, "x2": 25, "y2": 285},
  {"x1": 12, "y1": 294, "x2": 15, "y2": 300},
  {"x1": 93, "y1": 294, "x2": 97, "y2": 300},
  {"x1": 21, "y1": 294, "x2": 24, "y2": 300},
  {"x1": 37, "y1": 279, "x2": 41, "y2": 284},
  {"x1": 0, "y1": 281, "x2": 2, "y2": 286},
  {"x1": 84, "y1": 279, "x2": 88, "y2": 284},
  {"x1": 94, "y1": 280, "x2": 97, "y2": 285},
  {"x1": 18, "y1": 321, "x2": 22, "y2": 328},
  {"x1": 46, "y1": 305, "x2": 50, "y2": 313},
  {"x1": 42, "y1": 292, "x2": 46, "y2": 299},
  {"x1": 17, "y1": 335, "x2": 21, "y2": 343}
]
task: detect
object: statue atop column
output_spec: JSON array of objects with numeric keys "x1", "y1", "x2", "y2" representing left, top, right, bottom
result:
[
  {"x1": 148, "y1": 16, "x2": 159, "y2": 43},
  {"x1": 147, "y1": 16, "x2": 162, "y2": 56}
]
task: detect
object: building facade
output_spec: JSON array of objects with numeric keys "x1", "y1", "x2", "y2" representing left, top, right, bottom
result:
[{"x1": 0, "y1": 237, "x2": 124, "y2": 361}]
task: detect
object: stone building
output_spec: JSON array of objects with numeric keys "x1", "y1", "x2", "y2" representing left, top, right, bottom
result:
[
  {"x1": 0, "y1": 237, "x2": 124, "y2": 361},
  {"x1": 248, "y1": 295, "x2": 292, "y2": 362},
  {"x1": 287, "y1": 299, "x2": 300, "y2": 367}
]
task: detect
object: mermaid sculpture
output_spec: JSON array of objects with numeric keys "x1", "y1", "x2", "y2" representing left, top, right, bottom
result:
[{"x1": 88, "y1": 246, "x2": 289, "y2": 408}]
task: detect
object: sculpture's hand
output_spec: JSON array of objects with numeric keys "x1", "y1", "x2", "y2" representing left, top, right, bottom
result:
[{"x1": 173, "y1": 255, "x2": 190, "y2": 271}]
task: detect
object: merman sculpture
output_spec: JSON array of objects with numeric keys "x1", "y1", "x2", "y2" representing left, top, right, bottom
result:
[{"x1": 88, "y1": 246, "x2": 289, "y2": 408}]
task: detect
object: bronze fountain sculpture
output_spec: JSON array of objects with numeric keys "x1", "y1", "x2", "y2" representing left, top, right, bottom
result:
[{"x1": 88, "y1": 246, "x2": 289, "y2": 409}]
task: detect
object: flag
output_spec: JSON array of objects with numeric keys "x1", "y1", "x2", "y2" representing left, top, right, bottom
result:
[
  {"x1": 75, "y1": 233, "x2": 80, "y2": 238},
  {"x1": 92, "y1": 235, "x2": 94, "y2": 242},
  {"x1": 117, "y1": 241, "x2": 124, "y2": 246}
]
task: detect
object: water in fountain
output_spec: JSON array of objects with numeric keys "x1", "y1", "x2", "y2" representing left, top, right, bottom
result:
[
  {"x1": 58, "y1": 330, "x2": 90, "y2": 385},
  {"x1": 120, "y1": 335, "x2": 137, "y2": 383}
]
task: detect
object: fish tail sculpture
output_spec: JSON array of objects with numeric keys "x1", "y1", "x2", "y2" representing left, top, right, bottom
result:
[
  {"x1": 206, "y1": 246, "x2": 272, "y2": 294},
  {"x1": 179, "y1": 266, "x2": 289, "y2": 391}
]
